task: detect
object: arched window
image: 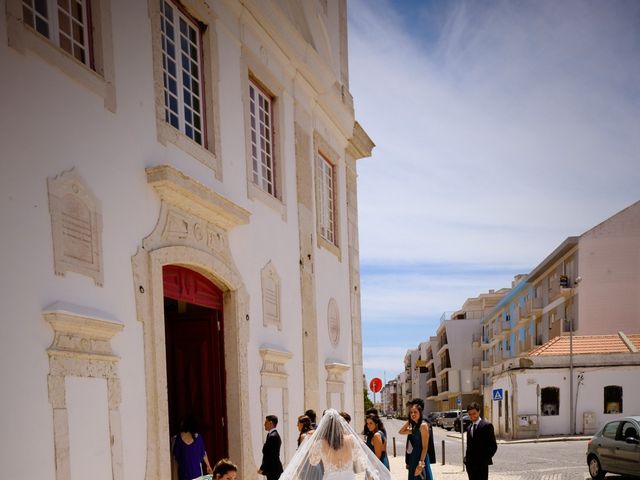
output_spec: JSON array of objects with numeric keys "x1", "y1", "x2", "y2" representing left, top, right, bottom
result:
[{"x1": 604, "y1": 385, "x2": 623, "y2": 414}]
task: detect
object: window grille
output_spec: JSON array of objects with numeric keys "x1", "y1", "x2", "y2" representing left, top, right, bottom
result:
[
  {"x1": 22, "y1": 0, "x2": 93, "y2": 67},
  {"x1": 160, "y1": 0, "x2": 204, "y2": 145},
  {"x1": 249, "y1": 80, "x2": 275, "y2": 196},
  {"x1": 317, "y1": 153, "x2": 336, "y2": 244}
]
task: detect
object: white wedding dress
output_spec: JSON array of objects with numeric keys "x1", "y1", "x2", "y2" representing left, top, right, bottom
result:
[{"x1": 279, "y1": 410, "x2": 391, "y2": 480}]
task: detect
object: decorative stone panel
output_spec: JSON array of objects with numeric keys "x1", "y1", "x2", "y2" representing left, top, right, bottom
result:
[
  {"x1": 259, "y1": 348, "x2": 293, "y2": 461},
  {"x1": 325, "y1": 362, "x2": 350, "y2": 411},
  {"x1": 43, "y1": 302, "x2": 124, "y2": 480},
  {"x1": 327, "y1": 298, "x2": 340, "y2": 347},
  {"x1": 48, "y1": 168, "x2": 104, "y2": 286},
  {"x1": 261, "y1": 262, "x2": 281, "y2": 330}
]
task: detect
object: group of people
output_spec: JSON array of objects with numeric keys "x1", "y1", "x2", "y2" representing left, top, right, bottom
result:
[{"x1": 172, "y1": 401, "x2": 497, "y2": 480}]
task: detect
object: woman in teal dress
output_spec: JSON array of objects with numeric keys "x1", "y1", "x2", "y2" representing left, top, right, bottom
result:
[
  {"x1": 365, "y1": 414, "x2": 390, "y2": 469},
  {"x1": 399, "y1": 404, "x2": 433, "y2": 480}
]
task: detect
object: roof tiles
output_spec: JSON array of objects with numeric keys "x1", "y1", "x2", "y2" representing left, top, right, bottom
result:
[{"x1": 529, "y1": 333, "x2": 640, "y2": 356}]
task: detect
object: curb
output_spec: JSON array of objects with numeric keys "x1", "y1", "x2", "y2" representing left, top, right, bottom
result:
[{"x1": 445, "y1": 431, "x2": 591, "y2": 444}]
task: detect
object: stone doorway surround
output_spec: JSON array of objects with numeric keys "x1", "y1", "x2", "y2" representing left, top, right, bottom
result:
[
  {"x1": 43, "y1": 302, "x2": 124, "y2": 480},
  {"x1": 259, "y1": 348, "x2": 293, "y2": 462},
  {"x1": 131, "y1": 165, "x2": 253, "y2": 480},
  {"x1": 325, "y1": 362, "x2": 351, "y2": 411}
]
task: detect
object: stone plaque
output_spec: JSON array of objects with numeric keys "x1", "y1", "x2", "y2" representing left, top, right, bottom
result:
[{"x1": 48, "y1": 168, "x2": 103, "y2": 286}]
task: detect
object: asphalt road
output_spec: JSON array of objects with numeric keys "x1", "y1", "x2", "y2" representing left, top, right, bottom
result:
[{"x1": 380, "y1": 417, "x2": 638, "y2": 480}]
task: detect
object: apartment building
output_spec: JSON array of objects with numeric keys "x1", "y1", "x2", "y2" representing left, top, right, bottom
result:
[
  {"x1": 482, "y1": 201, "x2": 640, "y2": 436},
  {"x1": 431, "y1": 290, "x2": 507, "y2": 411},
  {"x1": 381, "y1": 379, "x2": 399, "y2": 416},
  {"x1": 421, "y1": 336, "x2": 442, "y2": 413}
]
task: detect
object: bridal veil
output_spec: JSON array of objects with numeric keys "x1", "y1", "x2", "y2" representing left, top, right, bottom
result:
[{"x1": 279, "y1": 409, "x2": 392, "y2": 480}]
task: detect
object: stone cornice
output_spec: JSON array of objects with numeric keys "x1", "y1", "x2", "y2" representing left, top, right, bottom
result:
[
  {"x1": 43, "y1": 302, "x2": 123, "y2": 362},
  {"x1": 347, "y1": 122, "x2": 375, "y2": 161},
  {"x1": 259, "y1": 347, "x2": 293, "y2": 364},
  {"x1": 325, "y1": 362, "x2": 350, "y2": 374},
  {"x1": 146, "y1": 165, "x2": 250, "y2": 230}
]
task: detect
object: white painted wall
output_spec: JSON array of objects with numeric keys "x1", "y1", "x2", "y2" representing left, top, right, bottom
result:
[
  {"x1": 491, "y1": 365, "x2": 640, "y2": 438},
  {"x1": 0, "y1": 0, "x2": 361, "y2": 478}
]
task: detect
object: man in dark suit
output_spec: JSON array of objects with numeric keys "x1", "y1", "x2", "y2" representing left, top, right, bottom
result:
[
  {"x1": 464, "y1": 402, "x2": 497, "y2": 480},
  {"x1": 258, "y1": 415, "x2": 283, "y2": 480}
]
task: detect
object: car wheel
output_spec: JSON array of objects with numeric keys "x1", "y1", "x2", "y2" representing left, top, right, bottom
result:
[{"x1": 588, "y1": 455, "x2": 605, "y2": 480}]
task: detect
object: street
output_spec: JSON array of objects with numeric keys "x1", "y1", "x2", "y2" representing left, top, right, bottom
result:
[{"x1": 380, "y1": 417, "x2": 637, "y2": 480}]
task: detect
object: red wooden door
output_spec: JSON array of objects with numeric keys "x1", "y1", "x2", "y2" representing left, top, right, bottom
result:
[{"x1": 163, "y1": 266, "x2": 228, "y2": 465}]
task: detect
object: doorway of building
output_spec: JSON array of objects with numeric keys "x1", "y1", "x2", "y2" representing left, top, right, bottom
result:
[{"x1": 163, "y1": 265, "x2": 228, "y2": 467}]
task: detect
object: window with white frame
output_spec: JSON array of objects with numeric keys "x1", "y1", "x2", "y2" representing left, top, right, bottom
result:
[
  {"x1": 160, "y1": 0, "x2": 205, "y2": 146},
  {"x1": 22, "y1": 0, "x2": 93, "y2": 67},
  {"x1": 317, "y1": 153, "x2": 336, "y2": 244},
  {"x1": 249, "y1": 79, "x2": 275, "y2": 196}
]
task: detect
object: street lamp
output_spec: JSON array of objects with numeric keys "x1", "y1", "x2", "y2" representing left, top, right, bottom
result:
[{"x1": 569, "y1": 276, "x2": 582, "y2": 436}]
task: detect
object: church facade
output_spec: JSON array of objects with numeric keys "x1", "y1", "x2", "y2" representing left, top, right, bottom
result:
[{"x1": 0, "y1": 1, "x2": 372, "y2": 479}]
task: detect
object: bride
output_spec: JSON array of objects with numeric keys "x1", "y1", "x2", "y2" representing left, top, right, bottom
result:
[{"x1": 280, "y1": 409, "x2": 392, "y2": 480}]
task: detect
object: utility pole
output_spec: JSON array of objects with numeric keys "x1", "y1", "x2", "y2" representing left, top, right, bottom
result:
[{"x1": 569, "y1": 315, "x2": 574, "y2": 435}]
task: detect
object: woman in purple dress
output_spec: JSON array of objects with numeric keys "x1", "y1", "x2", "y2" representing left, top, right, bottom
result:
[{"x1": 172, "y1": 416, "x2": 213, "y2": 480}]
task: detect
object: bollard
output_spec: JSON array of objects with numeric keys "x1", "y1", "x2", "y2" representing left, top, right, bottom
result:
[
  {"x1": 441, "y1": 439, "x2": 445, "y2": 465},
  {"x1": 393, "y1": 436, "x2": 397, "y2": 457}
]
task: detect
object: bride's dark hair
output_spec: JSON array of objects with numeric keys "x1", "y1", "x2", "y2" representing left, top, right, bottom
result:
[{"x1": 319, "y1": 412, "x2": 345, "y2": 450}]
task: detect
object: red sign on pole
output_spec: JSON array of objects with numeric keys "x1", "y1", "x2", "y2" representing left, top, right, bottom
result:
[{"x1": 369, "y1": 377, "x2": 383, "y2": 393}]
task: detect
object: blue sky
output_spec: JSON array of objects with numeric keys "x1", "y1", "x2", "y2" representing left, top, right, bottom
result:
[{"x1": 346, "y1": 0, "x2": 640, "y2": 385}]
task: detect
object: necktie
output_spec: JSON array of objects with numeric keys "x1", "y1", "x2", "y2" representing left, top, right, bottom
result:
[{"x1": 472, "y1": 423, "x2": 477, "y2": 437}]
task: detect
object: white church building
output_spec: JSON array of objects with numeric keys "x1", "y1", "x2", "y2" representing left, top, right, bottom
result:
[{"x1": 0, "y1": 1, "x2": 373, "y2": 479}]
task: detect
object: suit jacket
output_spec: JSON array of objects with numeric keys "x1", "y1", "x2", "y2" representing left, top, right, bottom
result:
[
  {"x1": 465, "y1": 419, "x2": 497, "y2": 467},
  {"x1": 260, "y1": 430, "x2": 283, "y2": 476}
]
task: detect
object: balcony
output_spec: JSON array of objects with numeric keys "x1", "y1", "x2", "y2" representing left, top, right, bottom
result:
[
  {"x1": 501, "y1": 319, "x2": 511, "y2": 333},
  {"x1": 530, "y1": 297, "x2": 543, "y2": 314},
  {"x1": 481, "y1": 359, "x2": 491, "y2": 369},
  {"x1": 472, "y1": 333, "x2": 481, "y2": 346}
]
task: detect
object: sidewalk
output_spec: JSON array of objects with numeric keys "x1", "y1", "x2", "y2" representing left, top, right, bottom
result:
[
  {"x1": 388, "y1": 455, "x2": 470, "y2": 480},
  {"x1": 444, "y1": 431, "x2": 590, "y2": 444}
]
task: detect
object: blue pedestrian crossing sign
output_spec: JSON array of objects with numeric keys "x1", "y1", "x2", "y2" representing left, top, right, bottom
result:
[{"x1": 492, "y1": 388, "x2": 504, "y2": 401}]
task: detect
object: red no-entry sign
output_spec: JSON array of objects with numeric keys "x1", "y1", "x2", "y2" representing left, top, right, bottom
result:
[{"x1": 369, "y1": 377, "x2": 383, "y2": 393}]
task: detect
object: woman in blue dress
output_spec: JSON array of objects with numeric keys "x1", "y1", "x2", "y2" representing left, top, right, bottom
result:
[
  {"x1": 399, "y1": 403, "x2": 433, "y2": 480},
  {"x1": 365, "y1": 414, "x2": 390, "y2": 470}
]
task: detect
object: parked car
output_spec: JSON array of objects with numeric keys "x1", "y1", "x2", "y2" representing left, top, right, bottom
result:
[
  {"x1": 441, "y1": 410, "x2": 462, "y2": 431},
  {"x1": 586, "y1": 415, "x2": 640, "y2": 479},
  {"x1": 453, "y1": 412, "x2": 471, "y2": 432},
  {"x1": 434, "y1": 412, "x2": 445, "y2": 428},
  {"x1": 424, "y1": 412, "x2": 438, "y2": 424}
]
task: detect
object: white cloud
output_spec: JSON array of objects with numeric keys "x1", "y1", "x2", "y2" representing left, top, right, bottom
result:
[{"x1": 349, "y1": 0, "x2": 640, "y2": 380}]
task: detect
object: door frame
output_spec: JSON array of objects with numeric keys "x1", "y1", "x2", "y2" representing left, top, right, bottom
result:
[{"x1": 132, "y1": 243, "x2": 252, "y2": 480}]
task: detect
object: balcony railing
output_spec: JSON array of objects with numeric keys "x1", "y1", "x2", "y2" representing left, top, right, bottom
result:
[{"x1": 481, "y1": 359, "x2": 490, "y2": 369}]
